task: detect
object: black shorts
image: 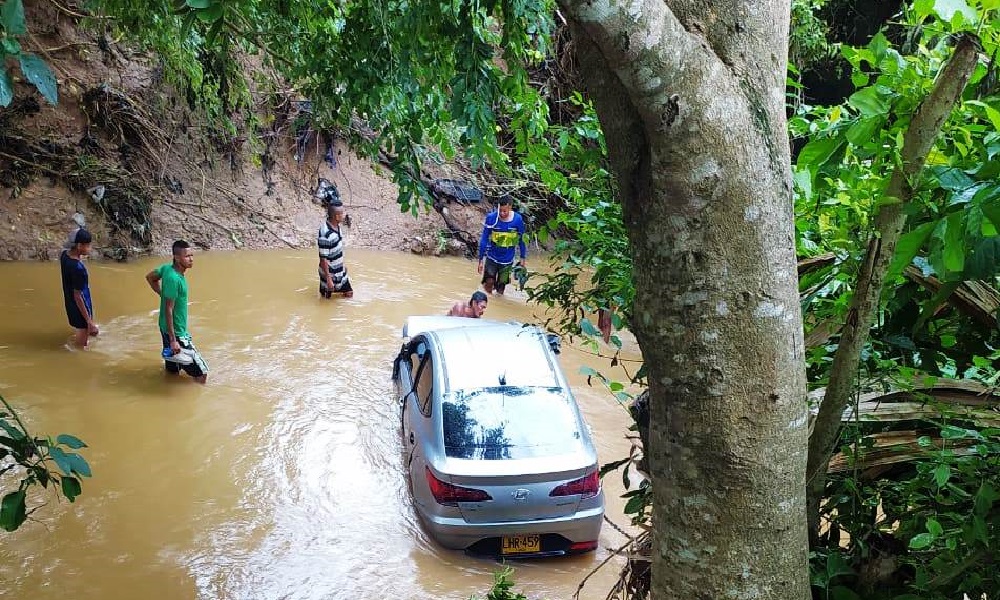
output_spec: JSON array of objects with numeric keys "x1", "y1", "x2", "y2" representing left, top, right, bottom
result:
[
  {"x1": 65, "y1": 303, "x2": 90, "y2": 329},
  {"x1": 482, "y1": 258, "x2": 513, "y2": 291},
  {"x1": 160, "y1": 331, "x2": 209, "y2": 378},
  {"x1": 320, "y1": 279, "x2": 353, "y2": 298}
]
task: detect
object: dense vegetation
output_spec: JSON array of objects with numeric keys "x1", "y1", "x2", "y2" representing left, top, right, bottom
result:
[{"x1": 3, "y1": 0, "x2": 1000, "y2": 598}]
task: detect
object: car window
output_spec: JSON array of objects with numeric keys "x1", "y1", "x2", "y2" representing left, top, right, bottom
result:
[
  {"x1": 442, "y1": 387, "x2": 585, "y2": 460},
  {"x1": 414, "y1": 353, "x2": 433, "y2": 417}
]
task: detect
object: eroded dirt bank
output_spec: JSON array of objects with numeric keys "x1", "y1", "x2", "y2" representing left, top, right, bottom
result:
[{"x1": 0, "y1": 1, "x2": 488, "y2": 262}]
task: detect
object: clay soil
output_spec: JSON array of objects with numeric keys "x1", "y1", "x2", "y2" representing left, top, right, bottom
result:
[{"x1": 0, "y1": 1, "x2": 488, "y2": 262}]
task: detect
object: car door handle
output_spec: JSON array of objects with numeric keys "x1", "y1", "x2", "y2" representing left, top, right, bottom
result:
[{"x1": 409, "y1": 432, "x2": 415, "y2": 445}]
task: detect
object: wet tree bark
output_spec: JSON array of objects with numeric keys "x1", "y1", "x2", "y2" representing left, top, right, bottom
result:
[{"x1": 557, "y1": 1, "x2": 810, "y2": 598}]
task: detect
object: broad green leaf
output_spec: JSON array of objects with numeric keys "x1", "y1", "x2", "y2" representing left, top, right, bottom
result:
[
  {"x1": 0, "y1": 65, "x2": 9, "y2": 107},
  {"x1": 0, "y1": 418, "x2": 25, "y2": 441},
  {"x1": 926, "y1": 517, "x2": 944, "y2": 536},
  {"x1": 973, "y1": 482, "x2": 999, "y2": 516},
  {"x1": 67, "y1": 453, "x2": 91, "y2": 477},
  {"x1": 580, "y1": 318, "x2": 600, "y2": 336},
  {"x1": 929, "y1": 0, "x2": 976, "y2": 24},
  {"x1": 185, "y1": 0, "x2": 212, "y2": 7},
  {"x1": 60, "y1": 476, "x2": 82, "y2": 502},
  {"x1": 887, "y1": 222, "x2": 936, "y2": 281},
  {"x1": 940, "y1": 424, "x2": 970, "y2": 439},
  {"x1": 55, "y1": 433, "x2": 87, "y2": 449},
  {"x1": 17, "y1": 53, "x2": 57, "y2": 104},
  {"x1": 0, "y1": 0, "x2": 26, "y2": 35},
  {"x1": 792, "y1": 167, "x2": 812, "y2": 200},
  {"x1": 578, "y1": 366, "x2": 600, "y2": 377},
  {"x1": 908, "y1": 532, "x2": 935, "y2": 549},
  {"x1": 195, "y1": 2, "x2": 224, "y2": 22},
  {"x1": 913, "y1": 0, "x2": 935, "y2": 20},
  {"x1": 1, "y1": 36, "x2": 20, "y2": 54},
  {"x1": 941, "y1": 211, "x2": 965, "y2": 274},
  {"x1": 964, "y1": 236, "x2": 1000, "y2": 279},
  {"x1": 869, "y1": 32, "x2": 889, "y2": 60},
  {"x1": 848, "y1": 87, "x2": 889, "y2": 116},
  {"x1": 0, "y1": 490, "x2": 27, "y2": 532},
  {"x1": 796, "y1": 137, "x2": 844, "y2": 172},
  {"x1": 48, "y1": 446, "x2": 74, "y2": 475},
  {"x1": 846, "y1": 116, "x2": 884, "y2": 147},
  {"x1": 830, "y1": 586, "x2": 863, "y2": 600}
]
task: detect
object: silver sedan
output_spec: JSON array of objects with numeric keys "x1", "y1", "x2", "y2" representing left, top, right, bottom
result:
[{"x1": 393, "y1": 317, "x2": 604, "y2": 557}]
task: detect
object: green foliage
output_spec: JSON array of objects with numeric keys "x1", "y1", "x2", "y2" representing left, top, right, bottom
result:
[
  {"x1": 0, "y1": 0, "x2": 58, "y2": 105},
  {"x1": 523, "y1": 94, "x2": 632, "y2": 353},
  {"x1": 469, "y1": 568, "x2": 528, "y2": 600},
  {"x1": 0, "y1": 395, "x2": 91, "y2": 532},
  {"x1": 790, "y1": 0, "x2": 836, "y2": 72},
  {"x1": 818, "y1": 414, "x2": 999, "y2": 599},
  {"x1": 797, "y1": 4, "x2": 1000, "y2": 598}
]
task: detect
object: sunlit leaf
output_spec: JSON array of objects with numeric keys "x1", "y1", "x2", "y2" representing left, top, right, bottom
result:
[{"x1": 909, "y1": 532, "x2": 935, "y2": 550}]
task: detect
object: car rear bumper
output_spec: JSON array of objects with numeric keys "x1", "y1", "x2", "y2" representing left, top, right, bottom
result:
[{"x1": 418, "y1": 504, "x2": 604, "y2": 552}]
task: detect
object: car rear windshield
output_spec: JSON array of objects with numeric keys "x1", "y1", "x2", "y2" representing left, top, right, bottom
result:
[{"x1": 442, "y1": 386, "x2": 585, "y2": 460}]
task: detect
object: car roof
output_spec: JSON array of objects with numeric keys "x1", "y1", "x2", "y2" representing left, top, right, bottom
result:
[{"x1": 428, "y1": 322, "x2": 562, "y2": 391}]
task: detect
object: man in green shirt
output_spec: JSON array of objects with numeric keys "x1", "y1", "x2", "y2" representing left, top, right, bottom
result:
[{"x1": 144, "y1": 240, "x2": 208, "y2": 383}]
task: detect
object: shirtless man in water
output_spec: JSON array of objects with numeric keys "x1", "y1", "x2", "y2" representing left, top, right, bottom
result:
[{"x1": 447, "y1": 291, "x2": 488, "y2": 318}]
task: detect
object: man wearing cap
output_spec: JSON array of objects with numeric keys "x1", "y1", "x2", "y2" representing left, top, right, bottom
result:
[
  {"x1": 59, "y1": 228, "x2": 99, "y2": 348},
  {"x1": 145, "y1": 240, "x2": 209, "y2": 383}
]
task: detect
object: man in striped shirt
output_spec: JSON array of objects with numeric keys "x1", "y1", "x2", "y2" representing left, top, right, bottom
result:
[{"x1": 318, "y1": 202, "x2": 353, "y2": 298}]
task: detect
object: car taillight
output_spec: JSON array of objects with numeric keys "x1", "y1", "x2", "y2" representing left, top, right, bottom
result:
[
  {"x1": 569, "y1": 540, "x2": 599, "y2": 553},
  {"x1": 425, "y1": 467, "x2": 492, "y2": 505},
  {"x1": 549, "y1": 471, "x2": 600, "y2": 499}
]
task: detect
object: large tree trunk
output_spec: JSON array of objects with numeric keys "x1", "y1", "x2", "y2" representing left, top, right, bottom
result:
[{"x1": 558, "y1": 1, "x2": 810, "y2": 598}]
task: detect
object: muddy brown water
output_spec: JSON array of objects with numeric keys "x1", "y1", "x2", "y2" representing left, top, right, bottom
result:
[{"x1": 0, "y1": 249, "x2": 639, "y2": 600}]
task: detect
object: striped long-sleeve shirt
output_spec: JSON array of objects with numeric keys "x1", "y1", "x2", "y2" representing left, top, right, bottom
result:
[{"x1": 317, "y1": 222, "x2": 350, "y2": 291}]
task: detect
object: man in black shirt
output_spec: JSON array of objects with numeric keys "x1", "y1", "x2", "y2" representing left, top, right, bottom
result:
[{"x1": 60, "y1": 229, "x2": 99, "y2": 348}]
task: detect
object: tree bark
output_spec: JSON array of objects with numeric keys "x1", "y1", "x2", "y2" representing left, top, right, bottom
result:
[
  {"x1": 558, "y1": 1, "x2": 810, "y2": 598},
  {"x1": 805, "y1": 35, "x2": 980, "y2": 537}
]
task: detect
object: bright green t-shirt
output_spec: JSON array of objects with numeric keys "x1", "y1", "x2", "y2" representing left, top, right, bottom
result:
[{"x1": 157, "y1": 263, "x2": 189, "y2": 338}]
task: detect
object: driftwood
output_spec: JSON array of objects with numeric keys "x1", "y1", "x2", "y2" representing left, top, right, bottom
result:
[
  {"x1": 798, "y1": 255, "x2": 1000, "y2": 349},
  {"x1": 904, "y1": 264, "x2": 1000, "y2": 329},
  {"x1": 811, "y1": 377, "x2": 1000, "y2": 476}
]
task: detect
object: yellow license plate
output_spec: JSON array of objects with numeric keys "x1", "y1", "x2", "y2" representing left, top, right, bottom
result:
[{"x1": 501, "y1": 534, "x2": 541, "y2": 554}]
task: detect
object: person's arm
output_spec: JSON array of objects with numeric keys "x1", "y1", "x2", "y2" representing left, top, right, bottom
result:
[
  {"x1": 478, "y1": 217, "x2": 491, "y2": 273},
  {"x1": 72, "y1": 290, "x2": 98, "y2": 334},
  {"x1": 319, "y1": 257, "x2": 333, "y2": 288},
  {"x1": 70, "y1": 266, "x2": 98, "y2": 335},
  {"x1": 145, "y1": 269, "x2": 162, "y2": 295},
  {"x1": 446, "y1": 303, "x2": 461, "y2": 317},
  {"x1": 163, "y1": 299, "x2": 180, "y2": 353},
  {"x1": 159, "y1": 272, "x2": 181, "y2": 353},
  {"x1": 517, "y1": 217, "x2": 527, "y2": 266},
  {"x1": 318, "y1": 229, "x2": 335, "y2": 288}
]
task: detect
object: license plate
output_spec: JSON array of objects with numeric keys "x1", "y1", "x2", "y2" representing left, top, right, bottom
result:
[{"x1": 501, "y1": 534, "x2": 541, "y2": 554}]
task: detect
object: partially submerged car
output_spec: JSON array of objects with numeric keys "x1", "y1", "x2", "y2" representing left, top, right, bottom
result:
[{"x1": 392, "y1": 316, "x2": 604, "y2": 557}]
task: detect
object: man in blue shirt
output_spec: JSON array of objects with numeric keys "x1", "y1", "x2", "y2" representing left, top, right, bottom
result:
[
  {"x1": 477, "y1": 195, "x2": 526, "y2": 295},
  {"x1": 59, "y1": 228, "x2": 99, "y2": 348}
]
